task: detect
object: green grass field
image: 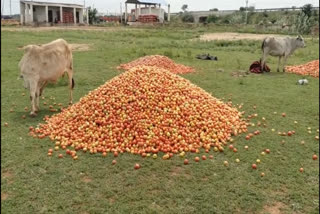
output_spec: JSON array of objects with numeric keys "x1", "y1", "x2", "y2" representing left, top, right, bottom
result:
[{"x1": 1, "y1": 26, "x2": 319, "y2": 214}]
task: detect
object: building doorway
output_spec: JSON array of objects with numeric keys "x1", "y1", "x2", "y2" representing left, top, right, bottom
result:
[
  {"x1": 76, "y1": 11, "x2": 79, "y2": 23},
  {"x1": 48, "y1": 10, "x2": 53, "y2": 22}
]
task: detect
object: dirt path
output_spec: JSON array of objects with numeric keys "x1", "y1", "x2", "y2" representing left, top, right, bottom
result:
[{"x1": 197, "y1": 32, "x2": 283, "y2": 41}]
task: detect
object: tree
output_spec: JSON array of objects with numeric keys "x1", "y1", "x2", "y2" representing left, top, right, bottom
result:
[
  {"x1": 294, "y1": 3, "x2": 314, "y2": 34},
  {"x1": 88, "y1": 7, "x2": 98, "y2": 24},
  {"x1": 263, "y1": 10, "x2": 268, "y2": 17},
  {"x1": 181, "y1": 4, "x2": 188, "y2": 12},
  {"x1": 239, "y1": 7, "x2": 245, "y2": 12},
  {"x1": 301, "y1": 4, "x2": 312, "y2": 20},
  {"x1": 210, "y1": 8, "x2": 219, "y2": 11}
]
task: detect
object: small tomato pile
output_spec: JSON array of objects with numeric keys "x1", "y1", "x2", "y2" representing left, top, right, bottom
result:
[
  {"x1": 285, "y1": 60, "x2": 319, "y2": 78},
  {"x1": 31, "y1": 66, "x2": 247, "y2": 158},
  {"x1": 117, "y1": 55, "x2": 195, "y2": 74}
]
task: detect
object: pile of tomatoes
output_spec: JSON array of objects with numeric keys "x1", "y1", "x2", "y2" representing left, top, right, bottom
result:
[
  {"x1": 285, "y1": 60, "x2": 319, "y2": 78},
  {"x1": 30, "y1": 66, "x2": 247, "y2": 158},
  {"x1": 117, "y1": 55, "x2": 195, "y2": 74}
]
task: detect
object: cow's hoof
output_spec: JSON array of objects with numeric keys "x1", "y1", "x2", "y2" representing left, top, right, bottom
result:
[
  {"x1": 30, "y1": 112, "x2": 37, "y2": 117},
  {"x1": 277, "y1": 69, "x2": 280, "y2": 72}
]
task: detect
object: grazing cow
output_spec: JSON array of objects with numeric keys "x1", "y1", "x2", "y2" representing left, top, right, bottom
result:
[
  {"x1": 19, "y1": 39, "x2": 74, "y2": 117},
  {"x1": 261, "y1": 35, "x2": 305, "y2": 72}
]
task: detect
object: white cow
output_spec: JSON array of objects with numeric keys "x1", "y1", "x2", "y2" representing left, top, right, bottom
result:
[
  {"x1": 261, "y1": 35, "x2": 305, "y2": 72},
  {"x1": 19, "y1": 39, "x2": 74, "y2": 117}
]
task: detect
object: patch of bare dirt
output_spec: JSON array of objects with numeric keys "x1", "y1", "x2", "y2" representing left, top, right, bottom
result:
[
  {"x1": 81, "y1": 176, "x2": 92, "y2": 183},
  {"x1": 17, "y1": 43, "x2": 91, "y2": 52},
  {"x1": 2, "y1": 170, "x2": 14, "y2": 184},
  {"x1": 171, "y1": 166, "x2": 184, "y2": 177},
  {"x1": 231, "y1": 70, "x2": 250, "y2": 78},
  {"x1": 2, "y1": 171, "x2": 13, "y2": 179},
  {"x1": 170, "y1": 166, "x2": 192, "y2": 179},
  {"x1": 108, "y1": 197, "x2": 116, "y2": 204},
  {"x1": 262, "y1": 202, "x2": 292, "y2": 214},
  {"x1": 197, "y1": 32, "x2": 283, "y2": 41},
  {"x1": 1, "y1": 192, "x2": 9, "y2": 200}
]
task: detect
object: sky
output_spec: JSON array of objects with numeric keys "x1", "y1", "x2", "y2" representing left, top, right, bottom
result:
[{"x1": 2, "y1": 0, "x2": 319, "y2": 15}]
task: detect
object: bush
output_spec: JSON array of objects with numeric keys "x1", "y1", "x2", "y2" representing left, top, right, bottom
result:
[
  {"x1": 181, "y1": 13, "x2": 194, "y2": 23},
  {"x1": 230, "y1": 12, "x2": 245, "y2": 24},
  {"x1": 207, "y1": 15, "x2": 219, "y2": 23},
  {"x1": 294, "y1": 13, "x2": 312, "y2": 34}
]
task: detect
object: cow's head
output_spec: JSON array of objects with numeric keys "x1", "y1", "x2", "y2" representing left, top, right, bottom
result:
[{"x1": 296, "y1": 35, "x2": 306, "y2": 48}]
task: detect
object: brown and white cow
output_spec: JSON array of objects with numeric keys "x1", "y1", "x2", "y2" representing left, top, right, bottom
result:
[
  {"x1": 261, "y1": 35, "x2": 306, "y2": 72},
  {"x1": 19, "y1": 38, "x2": 74, "y2": 117}
]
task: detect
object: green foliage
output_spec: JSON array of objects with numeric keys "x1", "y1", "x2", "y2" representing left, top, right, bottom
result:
[
  {"x1": 263, "y1": 11, "x2": 269, "y2": 18},
  {"x1": 230, "y1": 12, "x2": 245, "y2": 24},
  {"x1": 301, "y1": 4, "x2": 313, "y2": 19},
  {"x1": 207, "y1": 15, "x2": 219, "y2": 23},
  {"x1": 181, "y1": 13, "x2": 194, "y2": 23},
  {"x1": 88, "y1": 7, "x2": 98, "y2": 24},
  {"x1": 294, "y1": 13, "x2": 312, "y2": 34},
  {"x1": 294, "y1": 5, "x2": 314, "y2": 34}
]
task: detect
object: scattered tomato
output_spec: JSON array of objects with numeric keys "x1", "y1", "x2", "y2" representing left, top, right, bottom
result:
[
  {"x1": 184, "y1": 159, "x2": 189, "y2": 165},
  {"x1": 134, "y1": 163, "x2": 140, "y2": 170}
]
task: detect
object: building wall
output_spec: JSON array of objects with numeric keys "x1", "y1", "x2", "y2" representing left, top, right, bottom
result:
[
  {"x1": 24, "y1": 4, "x2": 33, "y2": 23},
  {"x1": 20, "y1": 3, "x2": 25, "y2": 24},
  {"x1": 33, "y1": 6, "x2": 46, "y2": 22},
  {"x1": 79, "y1": 9, "x2": 83, "y2": 23},
  {"x1": 20, "y1": 3, "x2": 85, "y2": 25}
]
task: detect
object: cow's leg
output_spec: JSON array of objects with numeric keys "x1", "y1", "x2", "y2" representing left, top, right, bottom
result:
[
  {"x1": 35, "y1": 83, "x2": 41, "y2": 113},
  {"x1": 282, "y1": 55, "x2": 288, "y2": 72},
  {"x1": 277, "y1": 56, "x2": 282, "y2": 72},
  {"x1": 29, "y1": 81, "x2": 38, "y2": 117},
  {"x1": 66, "y1": 71, "x2": 74, "y2": 105},
  {"x1": 39, "y1": 81, "x2": 48, "y2": 97},
  {"x1": 261, "y1": 51, "x2": 268, "y2": 72}
]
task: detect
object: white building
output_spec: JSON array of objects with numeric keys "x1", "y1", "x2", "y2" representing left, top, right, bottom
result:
[
  {"x1": 125, "y1": 0, "x2": 170, "y2": 23},
  {"x1": 20, "y1": 0, "x2": 89, "y2": 26}
]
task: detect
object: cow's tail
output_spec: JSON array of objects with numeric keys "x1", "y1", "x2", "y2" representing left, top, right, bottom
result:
[{"x1": 72, "y1": 78, "x2": 75, "y2": 89}]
